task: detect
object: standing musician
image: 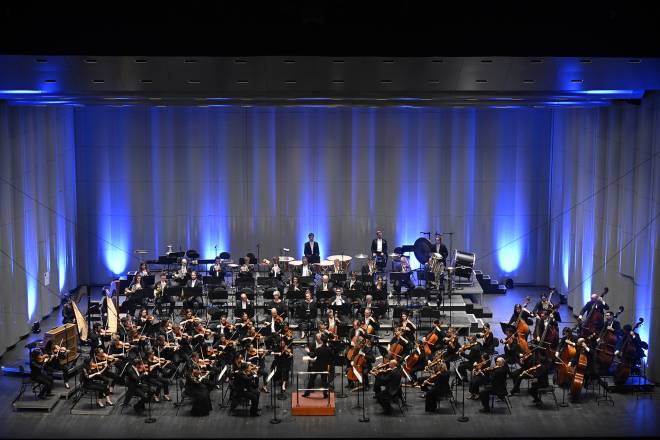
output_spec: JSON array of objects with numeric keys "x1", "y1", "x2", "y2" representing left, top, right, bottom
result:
[
  {"x1": 302, "y1": 334, "x2": 333, "y2": 398},
  {"x1": 578, "y1": 292, "x2": 610, "y2": 336},
  {"x1": 433, "y1": 233, "x2": 449, "y2": 263},
  {"x1": 373, "y1": 359, "x2": 402, "y2": 415},
  {"x1": 423, "y1": 356, "x2": 451, "y2": 412},
  {"x1": 508, "y1": 302, "x2": 534, "y2": 328},
  {"x1": 29, "y1": 349, "x2": 55, "y2": 400},
  {"x1": 183, "y1": 270, "x2": 203, "y2": 311},
  {"x1": 271, "y1": 336, "x2": 293, "y2": 393},
  {"x1": 304, "y1": 232, "x2": 321, "y2": 264},
  {"x1": 477, "y1": 357, "x2": 509, "y2": 413},
  {"x1": 371, "y1": 229, "x2": 388, "y2": 270},
  {"x1": 154, "y1": 272, "x2": 176, "y2": 317}
]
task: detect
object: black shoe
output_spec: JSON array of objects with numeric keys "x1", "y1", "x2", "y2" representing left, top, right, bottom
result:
[
  {"x1": 479, "y1": 408, "x2": 491, "y2": 413},
  {"x1": 302, "y1": 392, "x2": 310, "y2": 398}
]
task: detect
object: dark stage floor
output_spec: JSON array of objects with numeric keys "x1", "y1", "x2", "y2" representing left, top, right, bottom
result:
[{"x1": 0, "y1": 286, "x2": 658, "y2": 438}]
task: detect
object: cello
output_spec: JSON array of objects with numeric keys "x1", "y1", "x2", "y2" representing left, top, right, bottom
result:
[
  {"x1": 403, "y1": 342, "x2": 423, "y2": 376},
  {"x1": 613, "y1": 318, "x2": 644, "y2": 385},
  {"x1": 423, "y1": 326, "x2": 440, "y2": 357},
  {"x1": 556, "y1": 337, "x2": 576, "y2": 387}
]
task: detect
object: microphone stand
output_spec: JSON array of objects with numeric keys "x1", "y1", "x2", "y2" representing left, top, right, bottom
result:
[
  {"x1": 145, "y1": 386, "x2": 156, "y2": 423},
  {"x1": 269, "y1": 367, "x2": 281, "y2": 424}
]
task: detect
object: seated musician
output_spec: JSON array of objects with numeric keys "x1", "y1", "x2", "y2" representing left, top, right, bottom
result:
[
  {"x1": 500, "y1": 325, "x2": 522, "y2": 366},
  {"x1": 422, "y1": 319, "x2": 445, "y2": 355},
  {"x1": 478, "y1": 357, "x2": 509, "y2": 413},
  {"x1": 316, "y1": 274, "x2": 334, "y2": 316},
  {"x1": 387, "y1": 327, "x2": 410, "y2": 361},
  {"x1": 332, "y1": 258, "x2": 343, "y2": 274},
  {"x1": 239, "y1": 254, "x2": 254, "y2": 278},
  {"x1": 374, "y1": 359, "x2": 402, "y2": 415},
  {"x1": 144, "y1": 350, "x2": 171, "y2": 401},
  {"x1": 393, "y1": 256, "x2": 415, "y2": 294},
  {"x1": 124, "y1": 358, "x2": 153, "y2": 414},
  {"x1": 299, "y1": 256, "x2": 313, "y2": 278},
  {"x1": 180, "y1": 308, "x2": 201, "y2": 335},
  {"x1": 122, "y1": 274, "x2": 146, "y2": 317},
  {"x1": 509, "y1": 346, "x2": 540, "y2": 395},
  {"x1": 137, "y1": 308, "x2": 158, "y2": 337},
  {"x1": 173, "y1": 258, "x2": 190, "y2": 284},
  {"x1": 269, "y1": 291, "x2": 288, "y2": 318},
  {"x1": 89, "y1": 322, "x2": 108, "y2": 351},
  {"x1": 457, "y1": 335, "x2": 483, "y2": 384},
  {"x1": 372, "y1": 276, "x2": 387, "y2": 301},
  {"x1": 41, "y1": 339, "x2": 73, "y2": 390},
  {"x1": 209, "y1": 257, "x2": 226, "y2": 282},
  {"x1": 361, "y1": 257, "x2": 377, "y2": 279},
  {"x1": 154, "y1": 272, "x2": 176, "y2": 317},
  {"x1": 326, "y1": 308, "x2": 341, "y2": 341},
  {"x1": 136, "y1": 262, "x2": 150, "y2": 278},
  {"x1": 289, "y1": 276, "x2": 302, "y2": 293},
  {"x1": 299, "y1": 290, "x2": 317, "y2": 339},
  {"x1": 29, "y1": 349, "x2": 55, "y2": 399},
  {"x1": 345, "y1": 271, "x2": 362, "y2": 291},
  {"x1": 269, "y1": 256, "x2": 283, "y2": 282},
  {"x1": 424, "y1": 357, "x2": 451, "y2": 412},
  {"x1": 330, "y1": 286, "x2": 347, "y2": 315},
  {"x1": 263, "y1": 307, "x2": 283, "y2": 349},
  {"x1": 522, "y1": 351, "x2": 551, "y2": 406},
  {"x1": 235, "y1": 312, "x2": 253, "y2": 339},
  {"x1": 478, "y1": 323, "x2": 495, "y2": 355},
  {"x1": 184, "y1": 270, "x2": 203, "y2": 310},
  {"x1": 399, "y1": 311, "x2": 417, "y2": 341},
  {"x1": 230, "y1": 362, "x2": 261, "y2": 416},
  {"x1": 92, "y1": 346, "x2": 123, "y2": 393},
  {"x1": 404, "y1": 340, "x2": 427, "y2": 384},
  {"x1": 82, "y1": 357, "x2": 113, "y2": 408},
  {"x1": 362, "y1": 307, "x2": 380, "y2": 335},
  {"x1": 468, "y1": 352, "x2": 492, "y2": 400},
  {"x1": 234, "y1": 291, "x2": 254, "y2": 318}
]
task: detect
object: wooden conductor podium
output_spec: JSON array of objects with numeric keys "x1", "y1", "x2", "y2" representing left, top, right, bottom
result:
[{"x1": 44, "y1": 323, "x2": 78, "y2": 364}]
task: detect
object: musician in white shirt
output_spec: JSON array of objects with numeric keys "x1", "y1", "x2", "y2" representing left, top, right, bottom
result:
[{"x1": 300, "y1": 257, "x2": 312, "y2": 277}]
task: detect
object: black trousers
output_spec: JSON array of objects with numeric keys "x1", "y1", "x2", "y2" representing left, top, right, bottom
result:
[
  {"x1": 469, "y1": 375, "x2": 486, "y2": 395},
  {"x1": 85, "y1": 379, "x2": 109, "y2": 398},
  {"x1": 305, "y1": 372, "x2": 329, "y2": 396},
  {"x1": 124, "y1": 384, "x2": 150, "y2": 409},
  {"x1": 376, "y1": 390, "x2": 398, "y2": 414},
  {"x1": 31, "y1": 373, "x2": 53, "y2": 398},
  {"x1": 479, "y1": 387, "x2": 505, "y2": 410},
  {"x1": 457, "y1": 361, "x2": 473, "y2": 381},
  {"x1": 233, "y1": 389, "x2": 260, "y2": 414},
  {"x1": 425, "y1": 382, "x2": 446, "y2": 412}
]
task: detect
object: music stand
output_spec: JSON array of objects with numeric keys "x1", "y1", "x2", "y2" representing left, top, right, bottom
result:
[
  {"x1": 299, "y1": 276, "x2": 314, "y2": 287},
  {"x1": 331, "y1": 273, "x2": 347, "y2": 285}
]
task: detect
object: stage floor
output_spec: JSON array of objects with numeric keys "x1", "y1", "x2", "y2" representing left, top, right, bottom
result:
[{"x1": 1, "y1": 286, "x2": 658, "y2": 438}]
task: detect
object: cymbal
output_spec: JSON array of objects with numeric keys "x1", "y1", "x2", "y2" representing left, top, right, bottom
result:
[
  {"x1": 289, "y1": 260, "x2": 303, "y2": 266},
  {"x1": 327, "y1": 254, "x2": 352, "y2": 262},
  {"x1": 354, "y1": 253, "x2": 369, "y2": 259},
  {"x1": 317, "y1": 261, "x2": 333, "y2": 266},
  {"x1": 278, "y1": 256, "x2": 294, "y2": 262},
  {"x1": 227, "y1": 263, "x2": 239, "y2": 268}
]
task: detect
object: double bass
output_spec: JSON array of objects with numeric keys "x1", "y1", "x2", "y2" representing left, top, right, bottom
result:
[
  {"x1": 595, "y1": 306, "x2": 625, "y2": 371},
  {"x1": 505, "y1": 296, "x2": 532, "y2": 356},
  {"x1": 579, "y1": 287, "x2": 609, "y2": 338},
  {"x1": 614, "y1": 318, "x2": 644, "y2": 385}
]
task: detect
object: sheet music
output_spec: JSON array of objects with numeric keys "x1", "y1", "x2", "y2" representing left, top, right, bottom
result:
[
  {"x1": 353, "y1": 366, "x2": 363, "y2": 384},
  {"x1": 267, "y1": 367, "x2": 277, "y2": 383}
]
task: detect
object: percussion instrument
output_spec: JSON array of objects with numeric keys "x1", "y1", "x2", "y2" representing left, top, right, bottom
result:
[
  {"x1": 354, "y1": 253, "x2": 369, "y2": 259},
  {"x1": 454, "y1": 250, "x2": 476, "y2": 267},
  {"x1": 315, "y1": 260, "x2": 333, "y2": 274},
  {"x1": 278, "y1": 255, "x2": 294, "y2": 271},
  {"x1": 412, "y1": 237, "x2": 434, "y2": 264},
  {"x1": 227, "y1": 263, "x2": 239, "y2": 269},
  {"x1": 289, "y1": 260, "x2": 303, "y2": 267}
]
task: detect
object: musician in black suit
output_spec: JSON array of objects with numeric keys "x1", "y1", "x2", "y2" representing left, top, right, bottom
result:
[
  {"x1": 209, "y1": 257, "x2": 226, "y2": 283},
  {"x1": 304, "y1": 232, "x2": 321, "y2": 264},
  {"x1": 235, "y1": 292, "x2": 254, "y2": 318},
  {"x1": 371, "y1": 229, "x2": 388, "y2": 269},
  {"x1": 478, "y1": 357, "x2": 509, "y2": 412},
  {"x1": 269, "y1": 290, "x2": 288, "y2": 318},
  {"x1": 299, "y1": 290, "x2": 317, "y2": 339},
  {"x1": 303, "y1": 335, "x2": 333, "y2": 398},
  {"x1": 29, "y1": 350, "x2": 54, "y2": 399},
  {"x1": 231, "y1": 362, "x2": 261, "y2": 416},
  {"x1": 154, "y1": 272, "x2": 176, "y2": 316},
  {"x1": 433, "y1": 234, "x2": 449, "y2": 263},
  {"x1": 345, "y1": 271, "x2": 363, "y2": 291},
  {"x1": 184, "y1": 271, "x2": 203, "y2": 311},
  {"x1": 124, "y1": 359, "x2": 152, "y2": 414},
  {"x1": 375, "y1": 359, "x2": 403, "y2": 415}
]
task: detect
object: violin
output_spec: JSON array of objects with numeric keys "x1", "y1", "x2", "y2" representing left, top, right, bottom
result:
[{"x1": 458, "y1": 341, "x2": 477, "y2": 354}]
